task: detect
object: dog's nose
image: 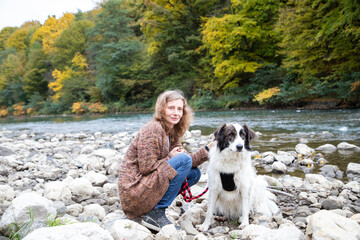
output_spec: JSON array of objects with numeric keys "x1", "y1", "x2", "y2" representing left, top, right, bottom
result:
[{"x1": 236, "y1": 144, "x2": 243, "y2": 151}]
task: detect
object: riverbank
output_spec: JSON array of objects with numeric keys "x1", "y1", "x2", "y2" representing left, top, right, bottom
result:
[{"x1": 0, "y1": 128, "x2": 359, "y2": 239}]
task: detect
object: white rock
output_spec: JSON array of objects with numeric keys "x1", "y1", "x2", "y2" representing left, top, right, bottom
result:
[
  {"x1": 81, "y1": 145, "x2": 95, "y2": 154},
  {"x1": 0, "y1": 192, "x2": 56, "y2": 232},
  {"x1": 66, "y1": 204, "x2": 84, "y2": 217},
  {"x1": 337, "y1": 142, "x2": 360, "y2": 151},
  {"x1": 274, "y1": 154, "x2": 295, "y2": 165},
  {"x1": 75, "y1": 155, "x2": 104, "y2": 171},
  {"x1": 239, "y1": 224, "x2": 304, "y2": 240},
  {"x1": 93, "y1": 149, "x2": 117, "y2": 159},
  {"x1": 263, "y1": 155, "x2": 275, "y2": 164},
  {"x1": 346, "y1": 162, "x2": 360, "y2": 175},
  {"x1": 68, "y1": 177, "x2": 95, "y2": 199},
  {"x1": 305, "y1": 210, "x2": 360, "y2": 240},
  {"x1": 344, "y1": 181, "x2": 360, "y2": 193},
  {"x1": 156, "y1": 224, "x2": 186, "y2": 240},
  {"x1": 85, "y1": 171, "x2": 108, "y2": 186},
  {"x1": 103, "y1": 183, "x2": 118, "y2": 197},
  {"x1": 272, "y1": 161, "x2": 287, "y2": 173},
  {"x1": 316, "y1": 144, "x2": 337, "y2": 152},
  {"x1": 44, "y1": 181, "x2": 72, "y2": 201},
  {"x1": 23, "y1": 222, "x2": 114, "y2": 240},
  {"x1": 295, "y1": 143, "x2": 315, "y2": 156},
  {"x1": 108, "y1": 219, "x2": 153, "y2": 240},
  {"x1": 80, "y1": 204, "x2": 106, "y2": 221},
  {"x1": 0, "y1": 185, "x2": 15, "y2": 202}
]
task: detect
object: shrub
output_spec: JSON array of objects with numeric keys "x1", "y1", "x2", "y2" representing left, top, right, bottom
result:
[
  {"x1": 0, "y1": 108, "x2": 8, "y2": 118},
  {"x1": 12, "y1": 102, "x2": 25, "y2": 116},
  {"x1": 88, "y1": 102, "x2": 107, "y2": 113},
  {"x1": 71, "y1": 102, "x2": 88, "y2": 114},
  {"x1": 253, "y1": 87, "x2": 280, "y2": 105}
]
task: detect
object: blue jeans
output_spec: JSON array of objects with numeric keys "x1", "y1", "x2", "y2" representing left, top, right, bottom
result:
[{"x1": 155, "y1": 153, "x2": 201, "y2": 209}]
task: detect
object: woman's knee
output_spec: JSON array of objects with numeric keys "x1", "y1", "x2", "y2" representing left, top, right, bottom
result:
[{"x1": 177, "y1": 152, "x2": 192, "y2": 167}]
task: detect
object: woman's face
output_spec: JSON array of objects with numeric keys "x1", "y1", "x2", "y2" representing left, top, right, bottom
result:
[{"x1": 164, "y1": 99, "x2": 184, "y2": 129}]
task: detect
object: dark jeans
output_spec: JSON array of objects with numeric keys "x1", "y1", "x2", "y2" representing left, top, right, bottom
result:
[{"x1": 155, "y1": 153, "x2": 201, "y2": 209}]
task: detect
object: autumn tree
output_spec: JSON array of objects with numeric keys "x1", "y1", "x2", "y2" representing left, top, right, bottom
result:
[
  {"x1": 31, "y1": 13, "x2": 75, "y2": 55},
  {"x1": 141, "y1": 0, "x2": 229, "y2": 95},
  {"x1": 49, "y1": 53, "x2": 94, "y2": 105},
  {"x1": 200, "y1": 0, "x2": 283, "y2": 93},
  {"x1": 51, "y1": 20, "x2": 94, "y2": 70},
  {"x1": 278, "y1": 0, "x2": 360, "y2": 79}
]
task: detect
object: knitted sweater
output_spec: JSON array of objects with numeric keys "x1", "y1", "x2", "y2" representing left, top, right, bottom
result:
[{"x1": 118, "y1": 120, "x2": 209, "y2": 219}]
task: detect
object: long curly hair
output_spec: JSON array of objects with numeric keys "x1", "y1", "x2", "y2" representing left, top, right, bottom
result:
[{"x1": 154, "y1": 90, "x2": 194, "y2": 146}]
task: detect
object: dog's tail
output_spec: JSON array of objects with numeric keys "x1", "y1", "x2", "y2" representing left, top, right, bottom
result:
[{"x1": 251, "y1": 176, "x2": 280, "y2": 216}]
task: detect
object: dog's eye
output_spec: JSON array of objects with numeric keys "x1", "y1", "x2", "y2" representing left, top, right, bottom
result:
[{"x1": 240, "y1": 130, "x2": 246, "y2": 139}]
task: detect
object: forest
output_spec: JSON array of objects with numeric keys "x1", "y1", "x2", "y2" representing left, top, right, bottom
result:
[{"x1": 0, "y1": 0, "x2": 359, "y2": 116}]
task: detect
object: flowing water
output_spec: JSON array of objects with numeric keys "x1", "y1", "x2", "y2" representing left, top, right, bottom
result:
[{"x1": 1, "y1": 109, "x2": 359, "y2": 179}]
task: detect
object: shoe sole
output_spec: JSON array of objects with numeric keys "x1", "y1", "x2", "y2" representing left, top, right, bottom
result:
[{"x1": 141, "y1": 220, "x2": 161, "y2": 232}]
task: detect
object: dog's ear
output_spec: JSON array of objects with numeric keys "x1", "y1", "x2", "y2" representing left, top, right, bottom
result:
[
  {"x1": 213, "y1": 123, "x2": 226, "y2": 140},
  {"x1": 243, "y1": 124, "x2": 257, "y2": 141},
  {"x1": 243, "y1": 124, "x2": 257, "y2": 151},
  {"x1": 214, "y1": 123, "x2": 229, "y2": 152}
]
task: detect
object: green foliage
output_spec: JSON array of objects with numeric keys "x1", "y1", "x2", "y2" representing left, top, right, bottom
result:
[
  {"x1": 51, "y1": 20, "x2": 94, "y2": 70},
  {"x1": 87, "y1": 0, "x2": 144, "y2": 102},
  {"x1": 23, "y1": 42, "x2": 49, "y2": 97}
]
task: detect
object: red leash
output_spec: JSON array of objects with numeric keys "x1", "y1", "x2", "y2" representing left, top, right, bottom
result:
[{"x1": 179, "y1": 178, "x2": 208, "y2": 202}]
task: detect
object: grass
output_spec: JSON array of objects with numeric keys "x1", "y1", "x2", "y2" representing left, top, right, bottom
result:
[{"x1": 6, "y1": 208, "x2": 75, "y2": 240}]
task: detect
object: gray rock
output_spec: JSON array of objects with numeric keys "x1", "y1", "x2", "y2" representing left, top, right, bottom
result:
[
  {"x1": 321, "y1": 199, "x2": 342, "y2": 210},
  {"x1": 272, "y1": 162, "x2": 287, "y2": 174}
]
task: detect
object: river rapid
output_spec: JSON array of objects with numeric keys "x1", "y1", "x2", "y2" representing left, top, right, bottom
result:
[{"x1": 1, "y1": 109, "x2": 359, "y2": 179}]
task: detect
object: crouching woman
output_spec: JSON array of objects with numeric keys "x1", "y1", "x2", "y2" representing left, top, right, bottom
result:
[{"x1": 118, "y1": 90, "x2": 211, "y2": 231}]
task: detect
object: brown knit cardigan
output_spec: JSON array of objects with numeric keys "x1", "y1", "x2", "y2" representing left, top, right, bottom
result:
[{"x1": 118, "y1": 120, "x2": 209, "y2": 219}]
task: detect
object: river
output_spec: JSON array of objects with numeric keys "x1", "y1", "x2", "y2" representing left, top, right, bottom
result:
[{"x1": 1, "y1": 109, "x2": 359, "y2": 179}]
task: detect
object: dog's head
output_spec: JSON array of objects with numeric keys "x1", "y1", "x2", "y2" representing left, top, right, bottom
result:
[{"x1": 213, "y1": 123, "x2": 256, "y2": 152}]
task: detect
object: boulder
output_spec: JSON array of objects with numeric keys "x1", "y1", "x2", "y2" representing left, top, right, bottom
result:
[
  {"x1": 0, "y1": 192, "x2": 57, "y2": 233},
  {"x1": 346, "y1": 162, "x2": 360, "y2": 175},
  {"x1": 107, "y1": 219, "x2": 153, "y2": 240},
  {"x1": 272, "y1": 162, "x2": 287, "y2": 174},
  {"x1": 22, "y1": 222, "x2": 114, "y2": 240},
  {"x1": 316, "y1": 144, "x2": 337, "y2": 152},
  {"x1": 337, "y1": 142, "x2": 360, "y2": 151},
  {"x1": 295, "y1": 144, "x2": 315, "y2": 156},
  {"x1": 305, "y1": 210, "x2": 360, "y2": 240}
]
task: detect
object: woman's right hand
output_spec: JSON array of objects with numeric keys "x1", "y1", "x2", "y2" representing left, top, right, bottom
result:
[{"x1": 169, "y1": 146, "x2": 184, "y2": 158}]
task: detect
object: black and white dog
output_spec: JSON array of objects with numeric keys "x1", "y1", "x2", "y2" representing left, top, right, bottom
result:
[{"x1": 197, "y1": 123, "x2": 279, "y2": 231}]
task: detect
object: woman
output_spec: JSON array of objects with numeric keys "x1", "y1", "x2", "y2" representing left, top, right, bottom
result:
[{"x1": 118, "y1": 90, "x2": 211, "y2": 232}]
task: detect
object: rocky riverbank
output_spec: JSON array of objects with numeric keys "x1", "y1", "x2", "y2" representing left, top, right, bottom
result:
[{"x1": 0, "y1": 129, "x2": 359, "y2": 240}]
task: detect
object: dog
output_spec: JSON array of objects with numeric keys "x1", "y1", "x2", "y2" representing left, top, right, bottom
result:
[{"x1": 197, "y1": 123, "x2": 279, "y2": 231}]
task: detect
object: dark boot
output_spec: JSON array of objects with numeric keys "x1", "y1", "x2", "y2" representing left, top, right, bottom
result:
[{"x1": 141, "y1": 208, "x2": 181, "y2": 232}]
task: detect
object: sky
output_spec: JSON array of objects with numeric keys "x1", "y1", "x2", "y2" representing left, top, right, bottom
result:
[{"x1": 0, "y1": 0, "x2": 101, "y2": 30}]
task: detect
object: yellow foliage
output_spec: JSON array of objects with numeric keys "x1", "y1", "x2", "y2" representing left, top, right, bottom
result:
[
  {"x1": 0, "y1": 108, "x2": 8, "y2": 118},
  {"x1": 88, "y1": 102, "x2": 107, "y2": 113},
  {"x1": 12, "y1": 102, "x2": 25, "y2": 116},
  {"x1": 253, "y1": 87, "x2": 280, "y2": 105},
  {"x1": 71, "y1": 52, "x2": 88, "y2": 69},
  {"x1": 350, "y1": 80, "x2": 360, "y2": 92},
  {"x1": 31, "y1": 13, "x2": 75, "y2": 54},
  {"x1": 6, "y1": 28, "x2": 29, "y2": 51},
  {"x1": 50, "y1": 68, "x2": 72, "y2": 101},
  {"x1": 72, "y1": 102, "x2": 87, "y2": 114}
]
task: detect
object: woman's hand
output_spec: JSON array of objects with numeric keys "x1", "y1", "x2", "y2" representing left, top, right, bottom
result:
[{"x1": 169, "y1": 146, "x2": 185, "y2": 158}]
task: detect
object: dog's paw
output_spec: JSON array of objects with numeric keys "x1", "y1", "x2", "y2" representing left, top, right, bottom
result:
[
  {"x1": 196, "y1": 224, "x2": 209, "y2": 232},
  {"x1": 238, "y1": 221, "x2": 249, "y2": 230}
]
